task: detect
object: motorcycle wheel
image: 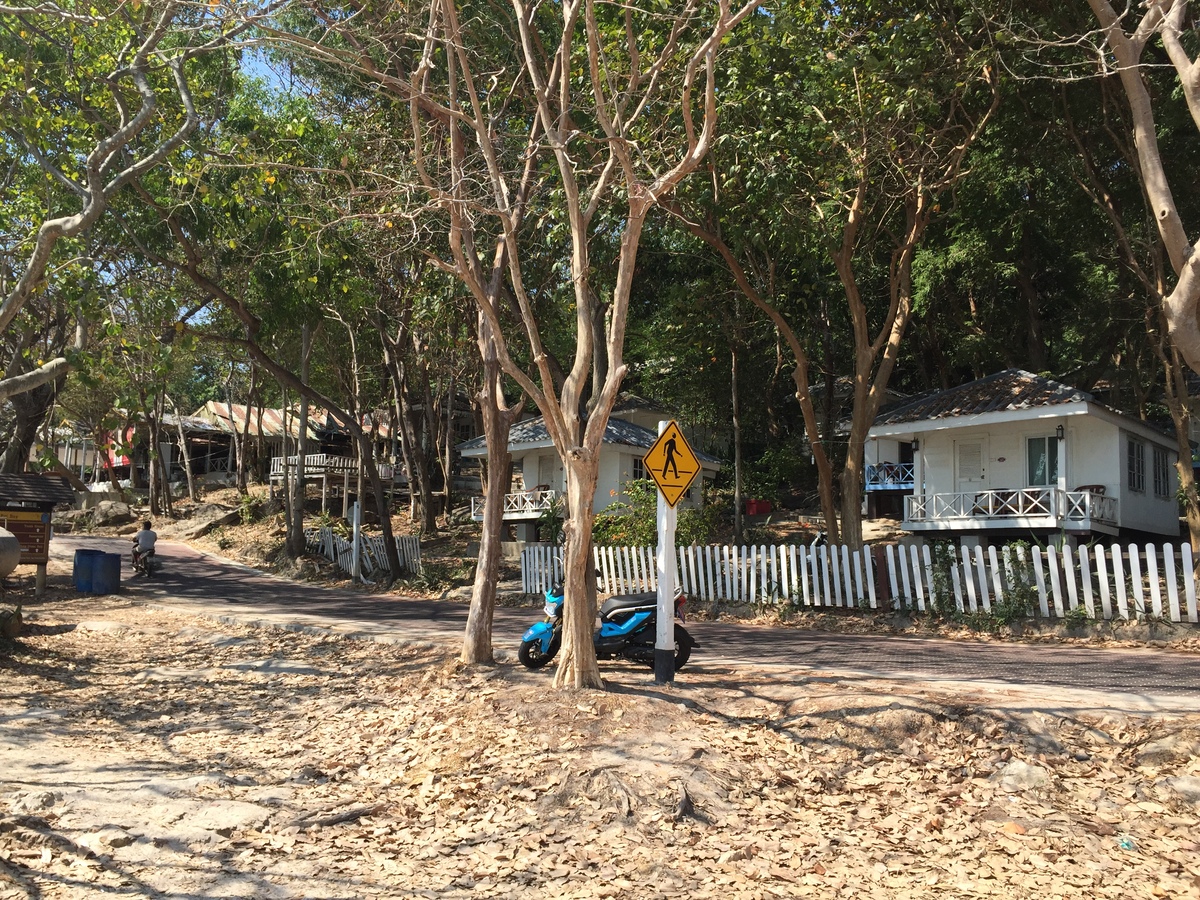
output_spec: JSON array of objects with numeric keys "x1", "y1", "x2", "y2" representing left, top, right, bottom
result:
[
  {"x1": 639, "y1": 624, "x2": 693, "y2": 671},
  {"x1": 518, "y1": 632, "x2": 561, "y2": 669},
  {"x1": 673, "y1": 624, "x2": 692, "y2": 671}
]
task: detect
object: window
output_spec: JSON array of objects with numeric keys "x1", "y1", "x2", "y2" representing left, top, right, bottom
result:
[
  {"x1": 1153, "y1": 446, "x2": 1171, "y2": 498},
  {"x1": 1026, "y1": 436, "x2": 1059, "y2": 487},
  {"x1": 632, "y1": 457, "x2": 646, "y2": 481},
  {"x1": 1127, "y1": 438, "x2": 1146, "y2": 492}
]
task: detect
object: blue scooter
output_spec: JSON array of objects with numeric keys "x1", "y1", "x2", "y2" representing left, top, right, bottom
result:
[{"x1": 518, "y1": 583, "x2": 696, "y2": 671}]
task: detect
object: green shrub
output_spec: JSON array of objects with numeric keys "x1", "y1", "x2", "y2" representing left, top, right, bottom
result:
[
  {"x1": 592, "y1": 479, "x2": 718, "y2": 547},
  {"x1": 238, "y1": 493, "x2": 257, "y2": 525}
]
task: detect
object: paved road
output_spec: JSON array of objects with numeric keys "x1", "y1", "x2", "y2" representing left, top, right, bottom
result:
[{"x1": 50, "y1": 536, "x2": 1200, "y2": 713}]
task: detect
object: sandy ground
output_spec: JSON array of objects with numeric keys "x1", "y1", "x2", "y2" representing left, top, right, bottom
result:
[{"x1": 3, "y1": 556, "x2": 1200, "y2": 899}]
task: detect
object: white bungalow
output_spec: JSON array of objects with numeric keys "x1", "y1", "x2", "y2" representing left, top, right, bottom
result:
[
  {"x1": 865, "y1": 369, "x2": 1181, "y2": 544},
  {"x1": 458, "y1": 415, "x2": 722, "y2": 541}
]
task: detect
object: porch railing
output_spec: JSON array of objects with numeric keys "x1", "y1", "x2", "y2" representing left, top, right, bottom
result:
[
  {"x1": 470, "y1": 489, "x2": 561, "y2": 521},
  {"x1": 270, "y1": 454, "x2": 395, "y2": 481},
  {"x1": 905, "y1": 487, "x2": 1116, "y2": 527},
  {"x1": 865, "y1": 462, "x2": 915, "y2": 491}
]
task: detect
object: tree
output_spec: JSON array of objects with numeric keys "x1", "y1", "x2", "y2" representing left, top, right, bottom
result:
[
  {"x1": 1083, "y1": 0, "x2": 1200, "y2": 375},
  {"x1": 668, "y1": 1, "x2": 999, "y2": 545},
  {"x1": 0, "y1": 1, "x2": 276, "y2": 401},
  {"x1": 270, "y1": 0, "x2": 756, "y2": 684}
]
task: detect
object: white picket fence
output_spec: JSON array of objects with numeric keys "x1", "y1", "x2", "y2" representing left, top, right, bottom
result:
[
  {"x1": 520, "y1": 541, "x2": 1200, "y2": 623},
  {"x1": 305, "y1": 527, "x2": 422, "y2": 577}
]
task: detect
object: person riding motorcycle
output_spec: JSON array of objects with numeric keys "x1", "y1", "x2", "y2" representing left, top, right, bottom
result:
[{"x1": 132, "y1": 520, "x2": 157, "y2": 572}]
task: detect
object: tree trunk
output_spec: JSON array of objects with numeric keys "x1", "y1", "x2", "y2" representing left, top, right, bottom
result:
[
  {"x1": 169, "y1": 397, "x2": 198, "y2": 502},
  {"x1": 0, "y1": 380, "x2": 57, "y2": 473},
  {"x1": 552, "y1": 459, "x2": 603, "y2": 690},
  {"x1": 381, "y1": 327, "x2": 438, "y2": 534},
  {"x1": 1161, "y1": 328, "x2": 1200, "y2": 553},
  {"x1": 281, "y1": 390, "x2": 293, "y2": 520},
  {"x1": 442, "y1": 377, "x2": 455, "y2": 518},
  {"x1": 462, "y1": 327, "x2": 522, "y2": 664},
  {"x1": 153, "y1": 392, "x2": 174, "y2": 519},
  {"x1": 288, "y1": 325, "x2": 311, "y2": 557},
  {"x1": 731, "y1": 341, "x2": 743, "y2": 546}
]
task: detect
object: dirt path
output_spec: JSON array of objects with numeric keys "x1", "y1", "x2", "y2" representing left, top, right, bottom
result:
[
  {"x1": 3, "y1": 578, "x2": 1200, "y2": 898},
  {"x1": 49, "y1": 536, "x2": 1200, "y2": 714}
]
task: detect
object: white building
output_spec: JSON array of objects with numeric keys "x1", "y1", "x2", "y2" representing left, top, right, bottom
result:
[
  {"x1": 865, "y1": 369, "x2": 1181, "y2": 544},
  {"x1": 458, "y1": 415, "x2": 721, "y2": 541}
]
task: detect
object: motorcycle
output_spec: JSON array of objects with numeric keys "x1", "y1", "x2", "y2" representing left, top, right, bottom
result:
[
  {"x1": 518, "y1": 582, "x2": 697, "y2": 671},
  {"x1": 132, "y1": 547, "x2": 158, "y2": 576}
]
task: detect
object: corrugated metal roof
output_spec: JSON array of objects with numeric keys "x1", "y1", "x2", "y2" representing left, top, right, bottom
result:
[
  {"x1": 194, "y1": 403, "x2": 393, "y2": 441},
  {"x1": 458, "y1": 416, "x2": 722, "y2": 467},
  {"x1": 872, "y1": 369, "x2": 1092, "y2": 427},
  {"x1": 160, "y1": 413, "x2": 228, "y2": 435}
]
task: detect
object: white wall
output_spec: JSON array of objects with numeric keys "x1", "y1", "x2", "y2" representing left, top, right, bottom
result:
[
  {"x1": 1066, "y1": 416, "x2": 1115, "y2": 491},
  {"x1": 919, "y1": 431, "x2": 960, "y2": 495},
  {"x1": 866, "y1": 438, "x2": 907, "y2": 468},
  {"x1": 919, "y1": 419, "x2": 1112, "y2": 494},
  {"x1": 912, "y1": 415, "x2": 1179, "y2": 536},
  {"x1": 1116, "y1": 430, "x2": 1179, "y2": 536},
  {"x1": 596, "y1": 450, "x2": 624, "y2": 514},
  {"x1": 517, "y1": 452, "x2": 563, "y2": 494}
]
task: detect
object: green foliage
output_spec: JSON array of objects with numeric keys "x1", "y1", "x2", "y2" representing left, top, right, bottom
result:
[
  {"x1": 311, "y1": 510, "x2": 350, "y2": 539},
  {"x1": 592, "y1": 479, "x2": 719, "y2": 548},
  {"x1": 745, "y1": 445, "x2": 815, "y2": 506},
  {"x1": 537, "y1": 495, "x2": 565, "y2": 545},
  {"x1": 1063, "y1": 603, "x2": 1091, "y2": 627},
  {"x1": 402, "y1": 560, "x2": 472, "y2": 593},
  {"x1": 933, "y1": 540, "x2": 1037, "y2": 631},
  {"x1": 238, "y1": 494, "x2": 258, "y2": 526},
  {"x1": 927, "y1": 541, "x2": 961, "y2": 620}
]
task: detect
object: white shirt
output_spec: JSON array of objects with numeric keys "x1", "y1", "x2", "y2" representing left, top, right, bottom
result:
[{"x1": 134, "y1": 530, "x2": 157, "y2": 551}]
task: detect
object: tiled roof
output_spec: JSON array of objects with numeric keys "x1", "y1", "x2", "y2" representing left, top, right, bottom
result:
[
  {"x1": 0, "y1": 474, "x2": 75, "y2": 506},
  {"x1": 458, "y1": 416, "x2": 722, "y2": 466},
  {"x1": 873, "y1": 369, "x2": 1092, "y2": 426}
]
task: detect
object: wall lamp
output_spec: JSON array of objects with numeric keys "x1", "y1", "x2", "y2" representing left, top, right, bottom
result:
[
  {"x1": 911, "y1": 438, "x2": 920, "y2": 451},
  {"x1": 1055, "y1": 424, "x2": 1065, "y2": 441}
]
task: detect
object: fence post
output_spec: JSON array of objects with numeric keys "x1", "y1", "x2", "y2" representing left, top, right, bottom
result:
[
  {"x1": 1046, "y1": 546, "x2": 1063, "y2": 616},
  {"x1": 1164, "y1": 544, "x2": 1181, "y2": 623},
  {"x1": 1183, "y1": 544, "x2": 1198, "y2": 624},
  {"x1": 1078, "y1": 546, "x2": 1096, "y2": 619},
  {"x1": 1146, "y1": 543, "x2": 1163, "y2": 619},
  {"x1": 1094, "y1": 545, "x2": 1113, "y2": 620},
  {"x1": 1127, "y1": 543, "x2": 1145, "y2": 617},
  {"x1": 1110, "y1": 544, "x2": 1128, "y2": 620}
]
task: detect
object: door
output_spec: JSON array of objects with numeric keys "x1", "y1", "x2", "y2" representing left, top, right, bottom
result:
[
  {"x1": 955, "y1": 440, "x2": 986, "y2": 494},
  {"x1": 537, "y1": 454, "x2": 561, "y2": 491}
]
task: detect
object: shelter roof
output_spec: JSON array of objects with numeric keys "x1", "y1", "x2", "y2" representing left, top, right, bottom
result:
[
  {"x1": 194, "y1": 403, "x2": 392, "y2": 440},
  {"x1": 457, "y1": 416, "x2": 722, "y2": 467},
  {"x1": 0, "y1": 474, "x2": 75, "y2": 507},
  {"x1": 872, "y1": 369, "x2": 1092, "y2": 427}
]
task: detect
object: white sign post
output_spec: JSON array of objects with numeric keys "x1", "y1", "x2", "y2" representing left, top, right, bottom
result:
[{"x1": 654, "y1": 421, "x2": 678, "y2": 683}]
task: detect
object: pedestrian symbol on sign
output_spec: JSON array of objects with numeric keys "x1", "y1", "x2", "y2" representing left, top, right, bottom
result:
[{"x1": 643, "y1": 421, "x2": 700, "y2": 508}]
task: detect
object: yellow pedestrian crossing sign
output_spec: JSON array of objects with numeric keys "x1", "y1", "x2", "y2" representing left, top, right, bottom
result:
[{"x1": 643, "y1": 421, "x2": 700, "y2": 508}]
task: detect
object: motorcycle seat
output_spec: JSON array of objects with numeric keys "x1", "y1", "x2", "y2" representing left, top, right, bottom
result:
[{"x1": 599, "y1": 592, "x2": 658, "y2": 618}]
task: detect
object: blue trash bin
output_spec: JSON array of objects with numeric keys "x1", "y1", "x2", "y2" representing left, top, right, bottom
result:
[
  {"x1": 91, "y1": 552, "x2": 121, "y2": 595},
  {"x1": 73, "y1": 549, "x2": 104, "y2": 592}
]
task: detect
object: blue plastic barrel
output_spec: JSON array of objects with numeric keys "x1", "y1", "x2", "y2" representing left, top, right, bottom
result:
[
  {"x1": 91, "y1": 552, "x2": 121, "y2": 595},
  {"x1": 73, "y1": 549, "x2": 103, "y2": 592}
]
